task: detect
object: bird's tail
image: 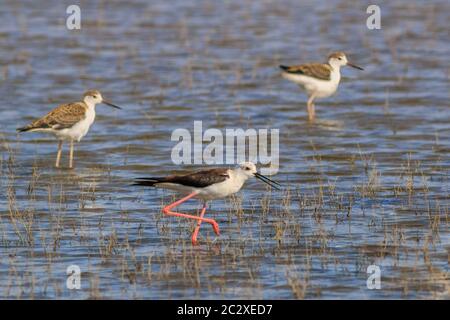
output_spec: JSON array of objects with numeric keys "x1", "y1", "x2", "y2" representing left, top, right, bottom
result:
[
  {"x1": 279, "y1": 65, "x2": 290, "y2": 71},
  {"x1": 16, "y1": 126, "x2": 33, "y2": 132},
  {"x1": 132, "y1": 177, "x2": 166, "y2": 187}
]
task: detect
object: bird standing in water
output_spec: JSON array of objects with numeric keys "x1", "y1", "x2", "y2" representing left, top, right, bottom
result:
[
  {"x1": 280, "y1": 51, "x2": 363, "y2": 121},
  {"x1": 17, "y1": 90, "x2": 121, "y2": 168}
]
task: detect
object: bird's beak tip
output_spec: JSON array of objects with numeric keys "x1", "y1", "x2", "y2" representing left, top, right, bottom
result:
[
  {"x1": 103, "y1": 100, "x2": 122, "y2": 109},
  {"x1": 254, "y1": 172, "x2": 282, "y2": 190},
  {"x1": 347, "y1": 62, "x2": 364, "y2": 70}
]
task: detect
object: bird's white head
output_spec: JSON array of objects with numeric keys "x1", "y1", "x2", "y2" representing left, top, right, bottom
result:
[
  {"x1": 83, "y1": 89, "x2": 121, "y2": 109},
  {"x1": 328, "y1": 52, "x2": 363, "y2": 70},
  {"x1": 237, "y1": 162, "x2": 258, "y2": 179},
  {"x1": 83, "y1": 90, "x2": 103, "y2": 106},
  {"x1": 236, "y1": 162, "x2": 281, "y2": 189}
]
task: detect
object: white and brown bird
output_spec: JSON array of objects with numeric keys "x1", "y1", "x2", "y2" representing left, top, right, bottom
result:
[
  {"x1": 280, "y1": 51, "x2": 363, "y2": 121},
  {"x1": 133, "y1": 162, "x2": 281, "y2": 245},
  {"x1": 17, "y1": 90, "x2": 121, "y2": 168}
]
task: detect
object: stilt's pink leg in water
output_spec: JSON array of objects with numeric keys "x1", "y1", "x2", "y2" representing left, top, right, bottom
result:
[
  {"x1": 162, "y1": 192, "x2": 220, "y2": 241},
  {"x1": 191, "y1": 203, "x2": 207, "y2": 245}
]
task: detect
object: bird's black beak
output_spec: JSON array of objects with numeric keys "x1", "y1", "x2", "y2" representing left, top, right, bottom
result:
[
  {"x1": 347, "y1": 62, "x2": 364, "y2": 70},
  {"x1": 102, "y1": 100, "x2": 121, "y2": 109},
  {"x1": 254, "y1": 172, "x2": 282, "y2": 190}
]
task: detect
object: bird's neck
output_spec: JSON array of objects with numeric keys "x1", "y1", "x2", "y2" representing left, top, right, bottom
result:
[
  {"x1": 328, "y1": 61, "x2": 341, "y2": 72},
  {"x1": 231, "y1": 170, "x2": 249, "y2": 186},
  {"x1": 327, "y1": 63, "x2": 341, "y2": 83},
  {"x1": 84, "y1": 99, "x2": 97, "y2": 110}
]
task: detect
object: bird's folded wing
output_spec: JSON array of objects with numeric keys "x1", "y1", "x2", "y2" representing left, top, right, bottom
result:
[
  {"x1": 27, "y1": 102, "x2": 87, "y2": 130},
  {"x1": 281, "y1": 63, "x2": 332, "y2": 81},
  {"x1": 164, "y1": 168, "x2": 230, "y2": 188}
]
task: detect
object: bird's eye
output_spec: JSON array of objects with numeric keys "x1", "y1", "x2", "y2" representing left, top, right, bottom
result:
[
  {"x1": 93, "y1": 95, "x2": 97, "y2": 98},
  {"x1": 338, "y1": 57, "x2": 342, "y2": 60},
  {"x1": 245, "y1": 167, "x2": 251, "y2": 171}
]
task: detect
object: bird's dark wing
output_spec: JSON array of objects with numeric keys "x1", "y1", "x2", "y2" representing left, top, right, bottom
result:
[{"x1": 134, "y1": 168, "x2": 230, "y2": 188}]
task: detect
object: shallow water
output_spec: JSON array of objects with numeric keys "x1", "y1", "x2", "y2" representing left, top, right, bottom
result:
[{"x1": 0, "y1": 0, "x2": 449, "y2": 299}]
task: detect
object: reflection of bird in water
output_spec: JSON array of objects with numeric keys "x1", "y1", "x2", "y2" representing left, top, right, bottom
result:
[{"x1": 314, "y1": 119, "x2": 345, "y2": 131}]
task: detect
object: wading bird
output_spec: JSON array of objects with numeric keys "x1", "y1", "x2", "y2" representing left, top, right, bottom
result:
[
  {"x1": 17, "y1": 90, "x2": 121, "y2": 168},
  {"x1": 280, "y1": 51, "x2": 363, "y2": 121},
  {"x1": 133, "y1": 162, "x2": 281, "y2": 245}
]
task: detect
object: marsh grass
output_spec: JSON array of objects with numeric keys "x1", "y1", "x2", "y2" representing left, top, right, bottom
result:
[{"x1": 1, "y1": 120, "x2": 449, "y2": 300}]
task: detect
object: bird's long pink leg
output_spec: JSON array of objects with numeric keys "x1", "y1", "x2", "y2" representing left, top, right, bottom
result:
[
  {"x1": 162, "y1": 192, "x2": 220, "y2": 236},
  {"x1": 191, "y1": 203, "x2": 207, "y2": 245}
]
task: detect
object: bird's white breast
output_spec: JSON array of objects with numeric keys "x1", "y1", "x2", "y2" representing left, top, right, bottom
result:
[
  {"x1": 314, "y1": 71, "x2": 340, "y2": 98},
  {"x1": 198, "y1": 173, "x2": 246, "y2": 200},
  {"x1": 56, "y1": 107, "x2": 96, "y2": 142},
  {"x1": 283, "y1": 68, "x2": 341, "y2": 98}
]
